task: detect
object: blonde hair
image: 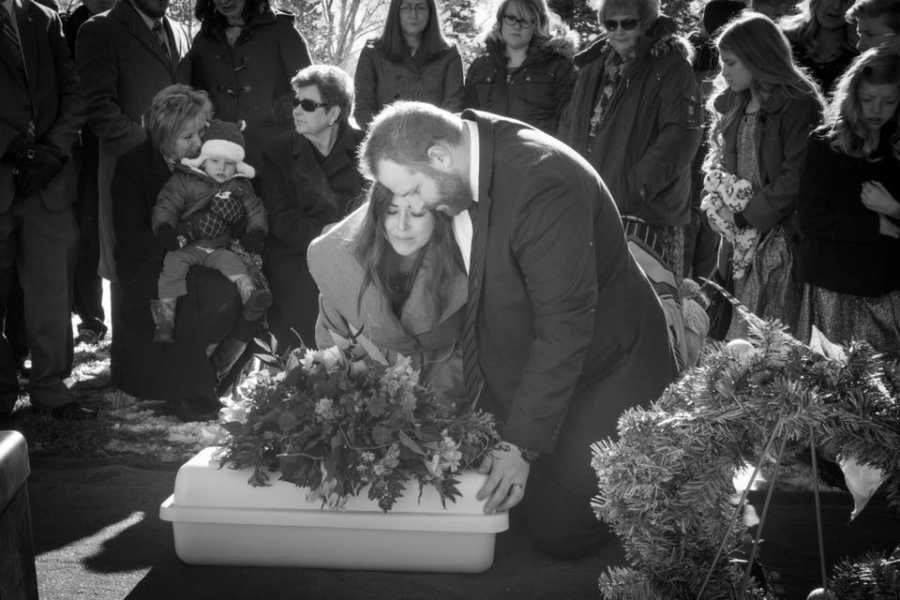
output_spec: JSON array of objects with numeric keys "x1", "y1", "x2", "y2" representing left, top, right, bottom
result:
[
  {"x1": 706, "y1": 13, "x2": 824, "y2": 163},
  {"x1": 145, "y1": 85, "x2": 213, "y2": 157},
  {"x1": 822, "y1": 46, "x2": 900, "y2": 158}
]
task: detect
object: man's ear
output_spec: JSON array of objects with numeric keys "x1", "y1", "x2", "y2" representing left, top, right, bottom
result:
[{"x1": 426, "y1": 143, "x2": 453, "y2": 171}]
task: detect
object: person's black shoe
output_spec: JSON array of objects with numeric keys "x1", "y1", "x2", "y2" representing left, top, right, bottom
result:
[
  {"x1": 49, "y1": 403, "x2": 98, "y2": 421},
  {"x1": 75, "y1": 317, "x2": 108, "y2": 344}
]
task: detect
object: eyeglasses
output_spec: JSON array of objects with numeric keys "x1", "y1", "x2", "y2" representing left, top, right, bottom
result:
[
  {"x1": 292, "y1": 97, "x2": 329, "y2": 112},
  {"x1": 503, "y1": 13, "x2": 535, "y2": 29},
  {"x1": 603, "y1": 18, "x2": 639, "y2": 31}
]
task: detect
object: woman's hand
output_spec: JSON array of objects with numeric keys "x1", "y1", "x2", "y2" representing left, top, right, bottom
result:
[
  {"x1": 476, "y1": 441, "x2": 530, "y2": 514},
  {"x1": 878, "y1": 215, "x2": 900, "y2": 239},
  {"x1": 861, "y1": 181, "x2": 900, "y2": 218}
]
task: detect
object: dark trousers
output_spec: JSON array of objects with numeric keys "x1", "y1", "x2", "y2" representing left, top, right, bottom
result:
[
  {"x1": 0, "y1": 196, "x2": 77, "y2": 412},
  {"x1": 72, "y1": 136, "x2": 105, "y2": 329}
]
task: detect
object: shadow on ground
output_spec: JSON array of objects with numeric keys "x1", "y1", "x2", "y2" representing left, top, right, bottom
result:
[{"x1": 29, "y1": 461, "x2": 621, "y2": 600}]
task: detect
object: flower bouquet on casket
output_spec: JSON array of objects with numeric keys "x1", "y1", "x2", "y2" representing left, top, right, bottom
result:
[{"x1": 215, "y1": 340, "x2": 499, "y2": 512}]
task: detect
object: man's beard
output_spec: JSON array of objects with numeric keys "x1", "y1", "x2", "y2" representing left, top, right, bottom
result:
[{"x1": 425, "y1": 166, "x2": 473, "y2": 216}]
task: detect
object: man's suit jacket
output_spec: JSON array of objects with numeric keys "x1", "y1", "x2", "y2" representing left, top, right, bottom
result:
[
  {"x1": 461, "y1": 110, "x2": 676, "y2": 465},
  {"x1": 76, "y1": 0, "x2": 190, "y2": 156},
  {"x1": 0, "y1": 0, "x2": 83, "y2": 212},
  {"x1": 75, "y1": 0, "x2": 190, "y2": 280}
]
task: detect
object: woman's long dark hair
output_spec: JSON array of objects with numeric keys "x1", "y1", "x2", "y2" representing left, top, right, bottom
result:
[
  {"x1": 194, "y1": 0, "x2": 269, "y2": 27},
  {"x1": 378, "y1": 0, "x2": 452, "y2": 62},
  {"x1": 353, "y1": 182, "x2": 459, "y2": 323}
]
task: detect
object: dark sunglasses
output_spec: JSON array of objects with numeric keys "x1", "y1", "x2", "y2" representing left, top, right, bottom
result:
[
  {"x1": 502, "y1": 13, "x2": 535, "y2": 29},
  {"x1": 603, "y1": 18, "x2": 639, "y2": 31},
  {"x1": 291, "y1": 97, "x2": 329, "y2": 112}
]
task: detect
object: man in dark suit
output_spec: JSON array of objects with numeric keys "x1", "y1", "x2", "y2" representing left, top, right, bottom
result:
[
  {"x1": 0, "y1": 0, "x2": 89, "y2": 420},
  {"x1": 62, "y1": 0, "x2": 116, "y2": 344},
  {"x1": 360, "y1": 102, "x2": 677, "y2": 558},
  {"x1": 75, "y1": 0, "x2": 190, "y2": 284}
]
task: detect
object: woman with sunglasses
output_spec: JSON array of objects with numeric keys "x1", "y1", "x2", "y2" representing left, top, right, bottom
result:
[
  {"x1": 308, "y1": 182, "x2": 467, "y2": 410},
  {"x1": 705, "y1": 12, "x2": 824, "y2": 338},
  {"x1": 353, "y1": 0, "x2": 464, "y2": 128},
  {"x1": 559, "y1": 0, "x2": 703, "y2": 282},
  {"x1": 463, "y1": 0, "x2": 577, "y2": 135},
  {"x1": 257, "y1": 65, "x2": 367, "y2": 350}
]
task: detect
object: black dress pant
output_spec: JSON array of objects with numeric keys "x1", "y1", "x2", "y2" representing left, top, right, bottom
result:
[{"x1": 0, "y1": 195, "x2": 77, "y2": 412}]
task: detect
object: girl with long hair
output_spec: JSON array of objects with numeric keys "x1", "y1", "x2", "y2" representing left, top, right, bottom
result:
[
  {"x1": 781, "y1": 0, "x2": 859, "y2": 94},
  {"x1": 353, "y1": 0, "x2": 464, "y2": 128},
  {"x1": 307, "y1": 183, "x2": 468, "y2": 409},
  {"x1": 463, "y1": 0, "x2": 577, "y2": 135},
  {"x1": 797, "y1": 47, "x2": 900, "y2": 354},
  {"x1": 704, "y1": 12, "x2": 824, "y2": 337}
]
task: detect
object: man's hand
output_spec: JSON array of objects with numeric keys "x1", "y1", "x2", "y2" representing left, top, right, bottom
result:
[
  {"x1": 878, "y1": 215, "x2": 900, "y2": 239},
  {"x1": 476, "y1": 441, "x2": 530, "y2": 514}
]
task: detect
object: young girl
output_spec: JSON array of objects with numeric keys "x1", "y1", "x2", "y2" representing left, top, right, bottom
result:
[
  {"x1": 797, "y1": 47, "x2": 900, "y2": 355},
  {"x1": 704, "y1": 12, "x2": 824, "y2": 337}
]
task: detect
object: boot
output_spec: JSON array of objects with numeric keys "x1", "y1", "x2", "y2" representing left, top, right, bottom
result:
[
  {"x1": 234, "y1": 276, "x2": 272, "y2": 322},
  {"x1": 150, "y1": 298, "x2": 177, "y2": 343}
]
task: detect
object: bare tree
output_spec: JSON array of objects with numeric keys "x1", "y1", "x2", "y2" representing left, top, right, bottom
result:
[{"x1": 279, "y1": 0, "x2": 389, "y2": 69}]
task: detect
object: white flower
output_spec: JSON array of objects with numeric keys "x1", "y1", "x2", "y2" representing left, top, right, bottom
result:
[
  {"x1": 315, "y1": 397, "x2": 335, "y2": 420},
  {"x1": 299, "y1": 349, "x2": 316, "y2": 371},
  {"x1": 219, "y1": 396, "x2": 249, "y2": 424},
  {"x1": 320, "y1": 346, "x2": 344, "y2": 371}
]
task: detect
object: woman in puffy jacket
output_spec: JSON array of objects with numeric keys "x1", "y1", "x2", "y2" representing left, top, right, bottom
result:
[
  {"x1": 463, "y1": 0, "x2": 577, "y2": 135},
  {"x1": 353, "y1": 0, "x2": 464, "y2": 129}
]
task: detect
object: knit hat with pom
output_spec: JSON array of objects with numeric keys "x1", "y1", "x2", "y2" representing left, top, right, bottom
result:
[{"x1": 182, "y1": 119, "x2": 256, "y2": 179}]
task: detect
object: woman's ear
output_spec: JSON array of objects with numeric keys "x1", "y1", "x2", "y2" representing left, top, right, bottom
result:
[{"x1": 327, "y1": 106, "x2": 342, "y2": 127}]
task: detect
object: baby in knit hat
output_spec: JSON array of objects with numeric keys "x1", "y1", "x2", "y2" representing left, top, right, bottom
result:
[{"x1": 150, "y1": 119, "x2": 270, "y2": 343}]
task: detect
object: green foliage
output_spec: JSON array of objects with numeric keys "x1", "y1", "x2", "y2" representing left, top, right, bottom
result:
[
  {"x1": 218, "y1": 344, "x2": 500, "y2": 512},
  {"x1": 829, "y1": 547, "x2": 900, "y2": 599},
  {"x1": 592, "y1": 317, "x2": 900, "y2": 599}
]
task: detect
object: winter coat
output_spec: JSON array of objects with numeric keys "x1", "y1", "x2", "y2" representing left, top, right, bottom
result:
[
  {"x1": 353, "y1": 39, "x2": 464, "y2": 128},
  {"x1": 463, "y1": 36, "x2": 576, "y2": 135},
  {"x1": 798, "y1": 131, "x2": 900, "y2": 297},
  {"x1": 712, "y1": 88, "x2": 822, "y2": 235},
  {"x1": 308, "y1": 204, "x2": 468, "y2": 408},
  {"x1": 257, "y1": 122, "x2": 367, "y2": 349},
  {"x1": 558, "y1": 16, "x2": 703, "y2": 227},
  {"x1": 151, "y1": 165, "x2": 268, "y2": 248},
  {"x1": 110, "y1": 137, "x2": 243, "y2": 402},
  {"x1": 183, "y1": 7, "x2": 311, "y2": 145}
]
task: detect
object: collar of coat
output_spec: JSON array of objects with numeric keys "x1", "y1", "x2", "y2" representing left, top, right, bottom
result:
[
  {"x1": 289, "y1": 120, "x2": 362, "y2": 161},
  {"x1": 198, "y1": 4, "x2": 288, "y2": 37},
  {"x1": 574, "y1": 15, "x2": 692, "y2": 68}
]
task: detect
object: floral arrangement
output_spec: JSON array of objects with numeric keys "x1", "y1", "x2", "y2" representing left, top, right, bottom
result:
[
  {"x1": 216, "y1": 342, "x2": 499, "y2": 512},
  {"x1": 590, "y1": 302, "x2": 900, "y2": 599},
  {"x1": 701, "y1": 168, "x2": 758, "y2": 279}
]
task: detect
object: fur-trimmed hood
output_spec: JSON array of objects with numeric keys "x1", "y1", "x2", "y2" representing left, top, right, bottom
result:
[{"x1": 574, "y1": 15, "x2": 693, "y2": 68}]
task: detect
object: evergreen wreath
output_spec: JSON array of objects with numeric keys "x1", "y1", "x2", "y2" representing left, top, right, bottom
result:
[{"x1": 590, "y1": 304, "x2": 900, "y2": 599}]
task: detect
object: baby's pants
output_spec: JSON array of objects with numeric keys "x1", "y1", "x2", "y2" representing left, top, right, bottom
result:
[{"x1": 158, "y1": 246, "x2": 247, "y2": 299}]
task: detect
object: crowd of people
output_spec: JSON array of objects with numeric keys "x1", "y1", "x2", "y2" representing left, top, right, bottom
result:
[{"x1": 1, "y1": 0, "x2": 900, "y2": 559}]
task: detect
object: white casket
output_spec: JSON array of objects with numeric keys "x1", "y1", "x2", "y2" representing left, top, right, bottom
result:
[{"x1": 159, "y1": 447, "x2": 509, "y2": 572}]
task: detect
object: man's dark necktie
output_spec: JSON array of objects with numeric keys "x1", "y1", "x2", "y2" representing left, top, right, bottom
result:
[{"x1": 152, "y1": 20, "x2": 172, "y2": 64}]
